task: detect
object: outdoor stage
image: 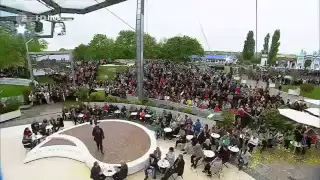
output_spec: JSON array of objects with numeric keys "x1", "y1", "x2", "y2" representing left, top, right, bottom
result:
[{"x1": 23, "y1": 120, "x2": 157, "y2": 175}]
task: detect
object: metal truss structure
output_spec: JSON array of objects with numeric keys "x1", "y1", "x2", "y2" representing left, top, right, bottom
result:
[{"x1": 0, "y1": 0, "x2": 127, "y2": 16}]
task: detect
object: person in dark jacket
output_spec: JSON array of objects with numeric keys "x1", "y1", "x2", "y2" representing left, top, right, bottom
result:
[
  {"x1": 113, "y1": 162, "x2": 128, "y2": 180},
  {"x1": 161, "y1": 154, "x2": 185, "y2": 180},
  {"x1": 57, "y1": 115, "x2": 64, "y2": 128},
  {"x1": 92, "y1": 125, "x2": 105, "y2": 154},
  {"x1": 90, "y1": 162, "x2": 102, "y2": 180},
  {"x1": 144, "y1": 154, "x2": 158, "y2": 179}
]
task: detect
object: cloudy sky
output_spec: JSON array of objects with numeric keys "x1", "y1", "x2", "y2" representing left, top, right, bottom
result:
[{"x1": 1, "y1": 0, "x2": 320, "y2": 54}]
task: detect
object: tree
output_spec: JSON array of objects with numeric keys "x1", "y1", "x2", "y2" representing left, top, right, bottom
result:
[
  {"x1": 260, "y1": 108, "x2": 290, "y2": 132},
  {"x1": 88, "y1": 34, "x2": 115, "y2": 60},
  {"x1": 115, "y1": 30, "x2": 136, "y2": 59},
  {"x1": 304, "y1": 59, "x2": 312, "y2": 68},
  {"x1": 262, "y1": 33, "x2": 270, "y2": 54},
  {"x1": 242, "y1": 31, "x2": 255, "y2": 60},
  {"x1": 115, "y1": 30, "x2": 159, "y2": 59},
  {"x1": 0, "y1": 27, "x2": 47, "y2": 68},
  {"x1": 73, "y1": 44, "x2": 90, "y2": 61},
  {"x1": 160, "y1": 35, "x2": 204, "y2": 61},
  {"x1": 217, "y1": 110, "x2": 235, "y2": 129},
  {"x1": 268, "y1": 30, "x2": 281, "y2": 65}
]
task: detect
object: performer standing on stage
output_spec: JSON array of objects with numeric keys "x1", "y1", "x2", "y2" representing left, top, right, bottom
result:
[{"x1": 92, "y1": 125, "x2": 105, "y2": 154}]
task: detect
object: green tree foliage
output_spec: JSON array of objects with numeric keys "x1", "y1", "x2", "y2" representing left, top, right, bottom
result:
[
  {"x1": 260, "y1": 108, "x2": 292, "y2": 132},
  {"x1": 262, "y1": 33, "x2": 270, "y2": 54},
  {"x1": 0, "y1": 27, "x2": 47, "y2": 68},
  {"x1": 304, "y1": 59, "x2": 312, "y2": 68},
  {"x1": 159, "y1": 36, "x2": 204, "y2": 61},
  {"x1": 72, "y1": 31, "x2": 203, "y2": 62},
  {"x1": 217, "y1": 110, "x2": 235, "y2": 129},
  {"x1": 242, "y1": 31, "x2": 255, "y2": 61},
  {"x1": 268, "y1": 30, "x2": 281, "y2": 64},
  {"x1": 73, "y1": 44, "x2": 90, "y2": 61},
  {"x1": 89, "y1": 34, "x2": 115, "y2": 60}
]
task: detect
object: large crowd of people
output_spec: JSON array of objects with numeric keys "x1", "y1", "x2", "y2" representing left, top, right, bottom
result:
[{"x1": 2, "y1": 58, "x2": 318, "y2": 180}]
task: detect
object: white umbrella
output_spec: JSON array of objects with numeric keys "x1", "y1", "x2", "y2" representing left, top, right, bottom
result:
[
  {"x1": 304, "y1": 99, "x2": 320, "y2": 106},
  {"x1": 305, "y1": 108, "x2": 320, "y2": 117},
  {"x1": 278, "y1": 108, "x2": 320, "y2": 128}
]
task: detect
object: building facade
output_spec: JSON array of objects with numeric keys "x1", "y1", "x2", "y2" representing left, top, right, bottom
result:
[{"x1": 296, "y1": 50, "x2": 320, "y2": 70}]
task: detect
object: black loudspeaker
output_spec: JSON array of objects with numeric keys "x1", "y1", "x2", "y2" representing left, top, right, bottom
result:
[{"x1": 34, "y1": 21, "x2": 43, "y2": 33}]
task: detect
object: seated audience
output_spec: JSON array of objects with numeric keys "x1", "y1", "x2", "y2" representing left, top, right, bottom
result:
[
  {"x1": 175, "y1": 131, "x2": 187, "y2": 148},
  {"x1": 165, "y1": 147, "x2": 175, "y2": 166},
  {"x1": 191, "y1": 143, "x2": 204, "y2": 168},
  {"x1": 144, "y1": 154, "x2": 158, "y2": 179},
  {"x1": 202, "y1": 157, "x2": 223, "y2": 177},
  {"x1": 113, "y1": 162, "x2": 128, "y2": 180},
  {"x1": 238, "y1": 148, "x2": 251, "y2": 170},
  {"x1": 154, "y1": 147, "x2": 162, "y2": 160},
  {"x1": 21, "y1": 128, "x2": 37, "y2": 149},
  {"x1": 161, "y1": 154, "x2": 185, "y2": 180},
  {"x1": 31, "y1": 121, "x2": 40, "y2": 135},
  {"x1": 202, "y1": 139, "x2": 212, "y2": 150},
  {"x1": 248, "y1": 135, "x2": 259, "y2": 153},
  {"x1": 90, "y1": 161, "x2": 104, "y2": 180}
]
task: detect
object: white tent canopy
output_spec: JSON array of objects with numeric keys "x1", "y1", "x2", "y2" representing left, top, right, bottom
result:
[
  {"x1": 304, "y1": 99, "x2": 320, "y2": 106},
  {"x1": 278, "y1": 108, "x2": 320, "y2": 128},
  {"x1": 305, "y1": 108, "x2": 320, "y2": 116}
]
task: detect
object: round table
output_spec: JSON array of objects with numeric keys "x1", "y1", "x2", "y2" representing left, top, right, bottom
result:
[
  {"x1": 78, "y1": 114, "x2": 84, "y2": 118},
  {"x1": 33, "y1": 134, "x2": 43, "y2": 141},
  {"x1": 145, "y1": 114, "x2": 152, "y2": 118},
  {"x1": 46, "y1": 125, "x2": 53, "y2": 130},
  {"x1": 157, "y1": 159, "x2": 170, "y2": 173},
  {"x1": 203, "y1": 150, "x2": 215, "y2": 158},
  {"x1": 102, "y1": 166, "x2": 116, "y2": 177},
  {"x1": 186, "y1": 135, "x2": 194, "y2": 140},
  {"x1": 164, "y1": 127, "x2": 173, "y2": 133},
  {"x1": 114, "y1": 110, "x2": 121, "y2": 114},
  {"x1": 290, "y1": 141, "x2": 302, "y2": 148},
  {"x1": 228, "y1": 146, "x2": 240, "y2": 153},
  {"x1": 211, "y1": 133, "x2": 220, "y2": 139},
  {"x1": 131, "y1": 112, "x2": 138, "y2": 116}
]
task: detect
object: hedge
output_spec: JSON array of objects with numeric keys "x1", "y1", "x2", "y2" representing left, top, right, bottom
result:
[{"x1": 0, "y1": 98, "x2": 21, "y2": 114}]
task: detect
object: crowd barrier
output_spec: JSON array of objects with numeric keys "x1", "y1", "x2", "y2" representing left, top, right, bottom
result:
[
  {"x1": 126, "y1": 95, "x2": 221, "y2": 120},
  {"x1": 0, "y1": 78, "x2": 38, "y2": 86},
  {"x1": 87, "y1": 102, "x2": 217, "y2": 127}
]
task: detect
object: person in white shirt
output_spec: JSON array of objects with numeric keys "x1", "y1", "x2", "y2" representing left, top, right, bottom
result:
[
  {"x1": 165, "y1": 147, "x2": 175, "y2": 166},
  {"x1": 248, "y1": 135, "x2": 259, "y2": 153}
]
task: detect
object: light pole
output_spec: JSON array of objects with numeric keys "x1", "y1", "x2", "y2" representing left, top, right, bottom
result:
[
  {"x1": 256, "y1": 0, "x2": 258, "y2": 59},
  {"x1": 25, "y1": 38, "x2": 34, "y2": 81},
  {"x1": 318, "y1": 0, "x2": 320, "y2": 53}
]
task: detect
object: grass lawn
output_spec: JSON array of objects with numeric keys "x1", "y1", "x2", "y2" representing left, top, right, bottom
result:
[
  {"x1": 36, "y1": 75, "x2": 55, "y2": 84},
  {"x1": 282, "y1": 85, "x2": 320, "y2": 99},
  {"x1": 97, "y1": 65, "x2": 128, "y2": 81},
  {"x1": 0, "y1": 85, "x2": 30, "y2": 97},
  {"x1": 250, "y1": 147, "x2": 320, "y2": 168}
]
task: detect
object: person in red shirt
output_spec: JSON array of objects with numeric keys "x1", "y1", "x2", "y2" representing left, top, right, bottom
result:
[
  {"x1": 140, "y1": 111, "x2": 145, "y2": 121},
  {"x1": 235, "y1": 87, "x2": 241, "y2": 93},
  {"x1": 23, "y1": 127, "x2": 32, "y2": 137},
  {"x1": 213, "y1": 105, "x2": 220, "y2": 112},
  {"x1": 103, "y1": 104, "x2": 109, "y2": 111}
]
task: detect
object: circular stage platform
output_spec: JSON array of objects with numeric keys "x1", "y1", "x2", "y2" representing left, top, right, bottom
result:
[{"x1": 24, "y1": 120, "x2": 157, "y2": 174}]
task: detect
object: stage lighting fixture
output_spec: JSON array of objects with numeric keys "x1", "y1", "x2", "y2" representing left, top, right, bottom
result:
[{"x1": 16, "y1": 24, "x2": 26, "y2": 34}]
